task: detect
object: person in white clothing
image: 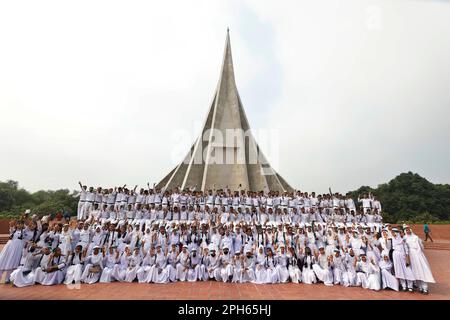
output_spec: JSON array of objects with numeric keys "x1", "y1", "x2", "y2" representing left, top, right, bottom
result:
[{"x1": 404, "y1": 226, "x2": 435, "y2": 294}]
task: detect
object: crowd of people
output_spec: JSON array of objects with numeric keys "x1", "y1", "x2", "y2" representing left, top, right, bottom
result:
[{"x1": 0, "y1": 182, "x2": 435, "y2": 295}]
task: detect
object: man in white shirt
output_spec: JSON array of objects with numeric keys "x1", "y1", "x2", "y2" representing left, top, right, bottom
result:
[{"x1": 77, "y1": 182, "x2": 87, "y2": 220}]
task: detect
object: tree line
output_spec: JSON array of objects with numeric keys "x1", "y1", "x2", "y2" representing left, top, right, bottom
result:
[{"x1": 0, "y1": 172, "x2": 449, "y2": 223}]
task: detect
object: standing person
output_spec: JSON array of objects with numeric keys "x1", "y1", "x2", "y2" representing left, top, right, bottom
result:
[
  {"x1": 0, "y1": 220, "x2": 26, "y2": 283},
  {"x1": 123, "y1": 247, "x2": 142, "y2": 282},
  {"x1": 358, "y1": 193, "x2": 372, "y2": 213},
  {"x1": 391, "y1": 228, "x2": 415, "y2": 292},
  {"x1": 77, "y1": 182, "x2": 87, "y2": 220},
  {"x1": 83, "y1": 187, "x2": 96, "y2": 220},
  {"x1": 405, "y1": 226, "x2": 435, "y2": 294},
  {"x1": 423, "y1": 223, "x2": 433, "y2": 242}
]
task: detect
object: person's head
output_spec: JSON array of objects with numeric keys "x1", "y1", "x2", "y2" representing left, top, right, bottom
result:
[
  {"x1": 319, "y1": 246, "x2": 325, "y2": 255},
  {"x1": 349, "y1": 248, "x2": 355, "y2": 257},
  {"x1": 392, "y1": 228, "x2": 399, "y2": 237},
  {"x1": 360, "y1": 254, "x2": 367, "y2": 262},
  {"x1": 182, "y1": 245, "x2": 188, "y2": 253},
  {"x1": 223, "y1": 247, "x2": 229, "y2": 255},
  {"x1": 210, "y1": 249, "x2": 216, "y2": 257},
  {"x1": 53, "y1": 247, "x2": 62, "y2": 256},
  {"x1": 305, "y1": 246, "x2": 312, "y2": 256},
  {"x1": 192, "y1": 249, "x2": 197, "y2": 257},
  {"x1": 75, "y1": 245, "x2": 82, "y2": 253},
  {"x1": 93, "y1": 246, "x2": 100, "y2": 255},
  {"x1": 383, "y1": 255, "x2": 390, "y2": 262}
]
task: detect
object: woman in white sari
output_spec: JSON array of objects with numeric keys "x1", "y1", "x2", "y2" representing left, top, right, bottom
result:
[
  {"x1": 287, "y1": 246, "x2": 302, "y2": 283},
  {"x1": 113, "y1": 246, "x2": 131, "y2": 281},
  {"x1": 231, "y1": 252, "x2": 243, "y2": 283},
  {"x1": 39, "y1": 247, "x2": 67, "y2": 285},
  {"x1": 59, "y1": 224, "x2": 72, "y2": 257},
  {"x1": 275, "y1": 245, "x2": 289, "y2": 283},
  {"x1": 136, "y1": 246, "x2": 156, "y2": 283},
  {"x1": 10, "y1": 244, "x2": 41, "y2": 287},
  {"x1": 176, "y1": 245, "x2": 190, "y2": 281},
  {"x1": 165, "y1": 244, "x2": 179, "y2": 282},
  {"x1": 100, "y1": 246, "x2": 119, "y2": 283},
  {"x1": 123, "y1": 247, "x2": 142, "y2": 282},
  {"x1": 241, "y1": 250, "x2": 256, "y2": 283},
  {"x1": 355, "y1": 253, "x2": 381, "y2": 291},
  {"x1": 86, "y1": 226, "x2": 104, "y2": 256},
  {"x1": 378, "y1": 253, "x2": 399, "y2": 291},
  {"x1": 149, "y1": 245, "x2": 170, "y2": 283},
  {"x1": 302, "y1": 247, "x2": 317, "y2": 284},
  {"x1": 64, "y1": 245, "x2": 85, "y2": 285},
  {"x1": 187, "y1": 248, "x2": 201, "y2": 282},
  {"x1": 81, "y1": 246, "x2": 103, "y2": 284},
  {"x1": 254, "y1": 246, "x2": 267, "y2": 284},
  {"x1": 391, "y1": 228, "x2": 415, "y2": 292},
  {"x1": 0, "y1": 221, "x2": 26, "y2": 283},
  {"x1": 404, "y1": 226, "x2": 435, "y2": 294},
  {"x1": 264, "y1": 248, "x2": 279, "y2": 284}
]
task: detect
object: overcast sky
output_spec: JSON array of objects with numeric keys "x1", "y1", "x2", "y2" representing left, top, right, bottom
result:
[{"x1": 1, "y1": 0, "x2": 449, "y2": 193}]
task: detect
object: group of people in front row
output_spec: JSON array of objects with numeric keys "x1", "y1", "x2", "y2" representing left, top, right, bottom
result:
[{"x1": 0, "y1": 185, "x2": 435, "y2": 295}]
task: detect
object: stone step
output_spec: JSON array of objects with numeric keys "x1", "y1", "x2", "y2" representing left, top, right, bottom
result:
[
  {"x1": 0, "y1": 234, "x2": 9, "y2": 245},
  {"x1": 424, "y1": 243, "x2": 450, "y2": 251}
]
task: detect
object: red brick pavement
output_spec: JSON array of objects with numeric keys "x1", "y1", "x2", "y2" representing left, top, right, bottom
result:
[{"x1": 0, "y1": 249, "x2": 448, "y2": 300}]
